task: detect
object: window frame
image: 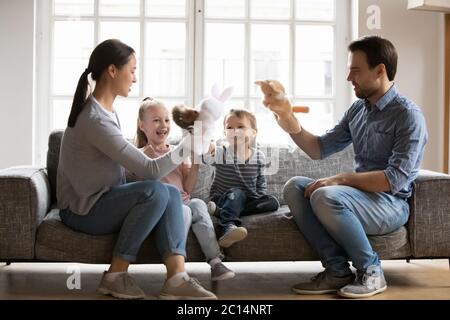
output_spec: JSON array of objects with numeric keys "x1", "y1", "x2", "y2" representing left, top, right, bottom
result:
[{"x1": 35, "y1": 0, "x2": 352, "y2": 165}]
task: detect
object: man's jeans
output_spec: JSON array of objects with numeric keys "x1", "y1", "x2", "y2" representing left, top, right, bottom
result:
[
  {"x1": 213, "y1": 188, "x2": 280, "y2": 230},
  {"x1": 60, "y1": 180, "x2": 187, "y2": 262},
  {"x1": 283, "y1": 176, "x2": 409, "y2": 276}
]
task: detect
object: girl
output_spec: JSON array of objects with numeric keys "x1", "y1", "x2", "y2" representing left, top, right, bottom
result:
[
  {"x1": 134, "y1": 98, "x2": 235, "y2": 281},
  {"x1": 57, "y1": 39, "x2": 216, "y2": 300}
]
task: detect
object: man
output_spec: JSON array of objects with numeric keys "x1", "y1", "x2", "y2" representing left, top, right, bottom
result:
[{"x1": 268, "y1": 36, "x2": 428, "y2": 298}]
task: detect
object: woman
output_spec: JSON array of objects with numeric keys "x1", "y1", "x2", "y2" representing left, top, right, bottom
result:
[{"x1": 57, "y1": 39, "x2": 216, "y2": 300}]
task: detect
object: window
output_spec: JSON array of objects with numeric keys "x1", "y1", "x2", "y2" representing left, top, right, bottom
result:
[{"x1": 35, "y1": 0, "x2": 351, "y2": 164}]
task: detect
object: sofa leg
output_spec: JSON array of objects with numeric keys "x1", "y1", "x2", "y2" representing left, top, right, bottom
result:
[
  {"x1": 6, "y1": 262, "x2": 11, "y2": 266},
  {"x1": 406, "y1": 259, "x2": 410, "y2": 263}
]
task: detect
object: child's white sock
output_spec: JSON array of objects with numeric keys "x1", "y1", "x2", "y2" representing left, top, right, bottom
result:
[
  {"x1": 209, "y1": 257, "x2": 222, "y2": 267},
  {"x1": 167, "y1": 271, "x2": 190, "y2": 287},
  {"x1": 104, "y1": 271, "x2": 126, "y2": 282}
]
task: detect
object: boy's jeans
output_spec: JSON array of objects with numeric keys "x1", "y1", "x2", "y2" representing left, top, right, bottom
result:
[
  {"x1": 60, "y1": 180, "x2": 187, "y2": 262},
  {"x1": 213, "y1": 188, "x2": 279, "y2": 230},
  {"x1": 283, "y1": 176, "x2": 409, "y2": 276}
]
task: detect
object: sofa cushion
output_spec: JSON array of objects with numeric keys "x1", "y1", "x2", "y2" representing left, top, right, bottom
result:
[
  {"x1": 224, "y1": 206, "x2": 411, "y2": 261},
  {"x1": 47, "y1": 130, "x2": 64, "y2": 204},
  {"x1": 36, "y1": 207, "x2": 410, "y2": 263},
  {"x1": 189, "y1": 145, "x2": 356, "y2": 205},
  {"x1": 265, "y1": 146, "x2": 355, "y2": 205},
  {"x1": 35, "y1": 209, "x2": 206, "y2": 263}
]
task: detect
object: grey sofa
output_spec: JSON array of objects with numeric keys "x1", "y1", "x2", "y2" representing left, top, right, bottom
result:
[{"x1": 1, "y1": 130, "x2": 450, "y2": 265}]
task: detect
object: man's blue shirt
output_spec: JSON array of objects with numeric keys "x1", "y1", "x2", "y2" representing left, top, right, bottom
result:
[{"x1": 318, "y1": 85, "x2": 428, "y2": 198}]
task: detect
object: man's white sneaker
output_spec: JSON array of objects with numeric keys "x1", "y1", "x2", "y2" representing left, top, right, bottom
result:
[{"x1": 338, "y1": 265, "x2": 387, "y2": 298}]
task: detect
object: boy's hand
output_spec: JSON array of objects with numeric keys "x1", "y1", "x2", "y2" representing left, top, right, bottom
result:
[{"x1": 208, "y1": 141, "x2": 216, "y2": 156}]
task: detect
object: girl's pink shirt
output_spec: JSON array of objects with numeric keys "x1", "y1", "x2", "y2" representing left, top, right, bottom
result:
[{"x1": 141, "y1": 144, "x2": 191, "y2": 204}]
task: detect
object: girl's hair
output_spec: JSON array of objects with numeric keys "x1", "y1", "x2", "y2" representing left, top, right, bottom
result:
[
  {"x1": 67, "y1": 39, "x2": 135, "y2": 127},
  {"x1": 224, "y1": 109, "x2": 258, "y2": 131},
  {"x1": 134, "y1": 97, "x2": 167, "y2": 148}
]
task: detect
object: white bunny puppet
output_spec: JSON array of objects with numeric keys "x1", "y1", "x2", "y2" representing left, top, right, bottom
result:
[{"x1": 172, "y1": 84, "x2": 233, "y2": 155}]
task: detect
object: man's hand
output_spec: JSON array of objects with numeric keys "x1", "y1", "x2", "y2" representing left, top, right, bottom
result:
[
  {"x1": 304, "y1": 175, "x2": 344, "y2": 198},
  {"x1": 263, "y1": 100, "x2": 302, "y2": 134},
  {"x1": 303, "y1": 171, "x2": 391, "y2": 198}
]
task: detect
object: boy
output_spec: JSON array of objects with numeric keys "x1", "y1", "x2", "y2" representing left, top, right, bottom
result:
[{"x1": 205, "y1": 109, "x2": 280, "y2": 248}]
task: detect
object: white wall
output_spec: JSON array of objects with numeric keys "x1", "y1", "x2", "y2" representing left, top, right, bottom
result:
[
  {"x1": 358, "y1": 0, "x2": 445, "y2": 171},
  {"x1": 0, "y1": 0, "x2": 35, "y2": 169}
]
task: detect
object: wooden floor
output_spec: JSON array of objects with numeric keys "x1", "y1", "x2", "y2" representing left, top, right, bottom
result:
[{"x1": 1, "y1": 259, "x2": 449, "y2": 300}]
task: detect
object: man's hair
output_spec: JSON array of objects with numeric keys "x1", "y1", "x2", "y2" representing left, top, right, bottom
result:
[
  {"x1": 224, "y1": 109, "x2": 257, "y2": 131},
  {"x1": 348, "y1": 35, "x2": 398, "y2": 81}
]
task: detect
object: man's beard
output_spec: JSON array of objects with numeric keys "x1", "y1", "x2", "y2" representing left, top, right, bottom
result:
[{"x1": 355, "y1": 86, "x2": 378, "y2": 100}]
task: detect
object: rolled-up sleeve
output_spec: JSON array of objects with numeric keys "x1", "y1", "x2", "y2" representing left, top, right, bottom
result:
[
  {"x1": 318, "y1": 109, "x2": 352, "y2": 159},
  {"x1": 384, "y1": 109, "x2": 428, "y2": 195}
]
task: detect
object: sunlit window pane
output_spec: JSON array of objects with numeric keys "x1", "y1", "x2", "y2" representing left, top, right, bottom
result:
[
  {"x1": 99, "y1": 21, "x2": 140, "y2": 97},
  {"x1": 52, "y1": 99, "x2": 72, "y2": 130},
  {"x1": 112, "y1": 97, "x2": 139, "y2": 140},
  {"x1": 99, "y1": 0, "x2": 140, "y2": 16},
  {"x1": 251, "y1": 24, "x2": 290, "y2": 96},
  {"x1": 146, "y1": 0, "x2": 186, "y2": 17},
  {"x1": 53, "y1": 21, "x2": 94, "y2": 95},
  {"x1": 251, "y1": 0, "x2": 290, "y2": 19},
  {"x1": 292, "y1": 100, "x2": 333, "y2": 135},
  {"x1": 249, "y1": 99, "x2": 293, "y2": 146},
  {"x1": 249, "y1": 99, "x2": 333, "y2": 144},
  {"x1": 295, "y1": 25, "x2": 333, "y2": 96},
  {"x1": 205, "y1": 0, "x2": 245, "y2": 18},
  {"x1": 204, "y1": 23, "x2": 244, "y2": 96},
  {"x1": 99, "y1": 22, "x2": 140, "y2": 57},
  {"x1": 296, "y1": 0, "x2": 335, "y2": 20},
  {"x1": 54, "y1": 0, "x2": 94, "y2": 16},
  {"x1": 145, "y1": 23, "x2": 186, "y2": 97}
]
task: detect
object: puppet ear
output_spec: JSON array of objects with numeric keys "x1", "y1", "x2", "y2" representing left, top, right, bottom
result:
[
  {"x1": 254, "y1": 80, "x2": 266, "y2": 86},
  {"x1": 211, "y1": 83, "x2": 233, "y2": 102},
  {"x1": 268, "y1": 80, "x2": 285, "y2": 94},
  {"x1": 218, "y1": 86, "x2": 233, "y2": 102}
]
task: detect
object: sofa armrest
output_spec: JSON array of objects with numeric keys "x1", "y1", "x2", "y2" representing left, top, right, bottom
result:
[
  {"x1": 0, "y1": 166, "x2": 51, "y2": 260},
  {"x1": 408, "y1": 169, "x2": 450, "y2": 258}
]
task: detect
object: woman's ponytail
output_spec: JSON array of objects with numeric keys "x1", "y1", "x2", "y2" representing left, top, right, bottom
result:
[{"x1": 67, "y1": 69, "x2": 90, "y2": 127}]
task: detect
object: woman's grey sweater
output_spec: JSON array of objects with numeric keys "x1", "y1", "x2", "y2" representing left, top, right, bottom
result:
[{"x1": 57, "y1": 97, "x2": 190, "y2": 215}]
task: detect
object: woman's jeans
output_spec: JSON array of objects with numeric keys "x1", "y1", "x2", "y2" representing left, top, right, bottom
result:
[
  {"x1": 182, "y1": 198, "x2": 224, "y2": 262},
  {"x1": 60, "y1": 180, "x2": 187, "y2": 262},
  {"x1": 283, "y1": 176, "x2": 409, "y2": 276},
  {"x1": 212, "y1": 188, "x2": 280, "y2": 230}
]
